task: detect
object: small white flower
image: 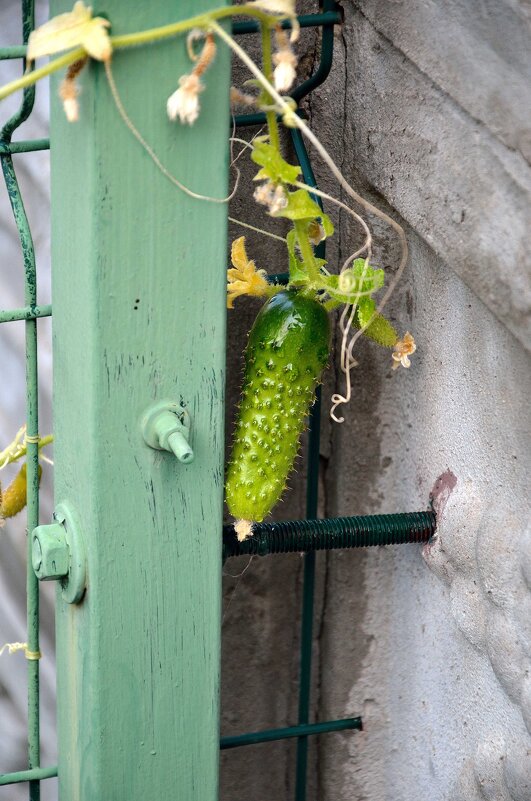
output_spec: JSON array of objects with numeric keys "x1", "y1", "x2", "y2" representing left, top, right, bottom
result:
[
  {"x1": 167, "y1": 73, "x2": 204, "y2": 126},
  {"x1": 273, "y1": 48, "x2": 297, "y2": 92},
  {"x1": 392, "y1": 332, "x2": 417, "y2": 370},
  {"x1": 62, "y1": 97, "x2": 79, "y2": 122}
]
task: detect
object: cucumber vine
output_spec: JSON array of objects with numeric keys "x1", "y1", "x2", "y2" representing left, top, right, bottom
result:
[{"x1": 0, "y1": 1, "x2": 417, "y2": 532}]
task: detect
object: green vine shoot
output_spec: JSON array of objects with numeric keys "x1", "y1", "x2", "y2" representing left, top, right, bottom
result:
[{"x1": 0, "y1": 1, "x2": 416, "y2": 536}]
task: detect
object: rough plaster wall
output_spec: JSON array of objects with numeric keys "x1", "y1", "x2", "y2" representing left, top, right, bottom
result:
[{"x1": 310, "y1": 3, "x2": 531, "y2": 800}]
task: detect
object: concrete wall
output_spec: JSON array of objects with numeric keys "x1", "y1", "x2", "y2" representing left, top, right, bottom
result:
[
  {"x1": 1, "y1": 2, "x2": 529, "y2": 800},
  {"x1": 222, "y1": 2, "x2": 531, "y2": 799}
]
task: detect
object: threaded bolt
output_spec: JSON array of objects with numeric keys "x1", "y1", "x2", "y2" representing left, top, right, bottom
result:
[{"x1": 223, "y1": 511, "x2": 436, "y2": 560}]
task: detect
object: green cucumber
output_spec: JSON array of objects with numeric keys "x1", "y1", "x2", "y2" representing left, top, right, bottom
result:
[{"x1": 226, "y1": 289, "x2": 330, "y2": 535}]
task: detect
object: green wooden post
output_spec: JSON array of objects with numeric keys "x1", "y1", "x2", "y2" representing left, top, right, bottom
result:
[{"x1": 49, "y1": 2, "x2": 229, "y2": 798}]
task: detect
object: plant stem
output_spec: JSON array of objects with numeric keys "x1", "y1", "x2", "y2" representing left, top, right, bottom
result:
[
  {"x1": 259, "y1": 23, "x2": 280, "y2": 152},
  {"x1": 0, "y1": 434, "x2": 53, "y2": 467},
  {"x1": 294, "y1": 219, "x2": 318, "y2": 282},
  {"x1": 228, "y1": 216, "x2": 286, "y2": 242},
  {"x1": 0, "y1": 5, "x2": 276, "y2": 102},
  {"x1": 111, "y1": 5, "x2": 273, "y2": 49},
  {"x1": 210, "y1": 20, "x2": 408, "y2": 327},
  {"x1": 0, "y1": 48, "x2": 85, "y2": 101}
]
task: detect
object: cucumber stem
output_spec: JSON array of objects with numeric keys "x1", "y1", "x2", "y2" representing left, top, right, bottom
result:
[
  {"x1": 260, "y1": 23, "x2": 280, "y2": 152},
  {"x1": 293, "y1": 219, "x2": 319, "y2": 283}
]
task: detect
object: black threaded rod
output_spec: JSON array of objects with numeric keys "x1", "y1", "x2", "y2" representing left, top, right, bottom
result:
[{"x1": 223, "y1": 511, "x2": 436, "y2": 560}]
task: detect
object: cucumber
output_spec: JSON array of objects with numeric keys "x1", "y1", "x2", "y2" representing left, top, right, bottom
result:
[
  {"x1": 0, "y1": 463, "x2": 42, "y2": 519},
  {"x1": 226, "y1": 289, "x2": 330, "y2": 535}
]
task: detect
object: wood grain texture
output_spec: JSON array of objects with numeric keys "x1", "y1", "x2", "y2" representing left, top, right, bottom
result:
[{"x1": 50, "y1": 2, "x2": 229, "y2": 798}]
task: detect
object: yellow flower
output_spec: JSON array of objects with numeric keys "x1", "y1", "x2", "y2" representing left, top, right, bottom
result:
[
  {"x1": 392, "y1": 332, "x2": 417, "y2": 369},
  {"x1": 227, "y1": 237, "x2": 269, "y2": 309},
  {"x1": 27, "y1": 1, "x2": 112, "y2": 62}
]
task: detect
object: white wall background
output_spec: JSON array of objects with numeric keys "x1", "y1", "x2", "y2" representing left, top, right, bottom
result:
[{"x1": 0, "y1": 3, "x2": 56, "y2": 800}]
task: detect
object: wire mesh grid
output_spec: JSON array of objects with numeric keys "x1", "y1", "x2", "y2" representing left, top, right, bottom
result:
[
  {"x1": 0, "y1": 2, "x2": 435, "y2": 799},
  {"x1": 0, "y1": 1, "x2": 51, "y2": 797}
]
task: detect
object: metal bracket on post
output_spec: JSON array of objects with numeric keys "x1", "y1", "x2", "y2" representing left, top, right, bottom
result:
[
  {"x1": 31, "y1": 502, "x2": 87, "y2": 604},
  {"x1": 141, "y1": 400, "x2": 194, "y2": 464}
]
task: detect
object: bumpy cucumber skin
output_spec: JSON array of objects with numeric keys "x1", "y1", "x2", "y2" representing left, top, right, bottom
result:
[
  {"x1": 0, "y1": 463, "x2": 42, "y2": 519},
  {"x1": 226, "y1": 290, "x2": 330, "y2": 523}
]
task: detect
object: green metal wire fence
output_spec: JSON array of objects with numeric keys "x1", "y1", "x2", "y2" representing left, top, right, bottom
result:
[{"x1": 0, "y1": 2, "x2": 435, "y2": 799}]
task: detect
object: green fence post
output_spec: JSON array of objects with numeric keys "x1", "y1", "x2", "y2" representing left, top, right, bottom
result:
[{"x1": 49, "y1": 2, "x2": 229, "y2": 799}]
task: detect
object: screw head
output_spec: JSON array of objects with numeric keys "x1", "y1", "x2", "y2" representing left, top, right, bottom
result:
[
  {"x1": 32, "y1": 537, "x2": 43, "y2": 572},
  {"x1": 32, "y1": 523, "x2": 69, "y2": 581}
]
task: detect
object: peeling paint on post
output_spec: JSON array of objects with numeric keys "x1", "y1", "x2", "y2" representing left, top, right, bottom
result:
[{"x1": 50, "y1": 2, "x2": 229, "y2": 799}]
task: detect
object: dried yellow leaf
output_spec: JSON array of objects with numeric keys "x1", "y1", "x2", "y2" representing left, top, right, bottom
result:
[{"x1": 27, "y1": 1, "x2": 111, "y2": 62}]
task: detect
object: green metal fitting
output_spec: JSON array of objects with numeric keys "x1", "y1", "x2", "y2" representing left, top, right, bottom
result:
[
  {"x1": 223, "y1": 511, "x2": 436, "y2": 560},
  {"x1": 32, "y1": 523, "x2": 68, "y2": 580},
  {"x1": 141, "y1": 400, "x2": 194, "y2": 464},
  {"x1": 31, "y1": 502, "x2": 86, "y2": 604}
]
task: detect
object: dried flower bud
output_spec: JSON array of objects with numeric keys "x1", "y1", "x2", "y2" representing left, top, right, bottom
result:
[
  {"x1": 230, "y1": 86, "x2": 257, "y2": 107},
  {"x1": 168, "y1": 33, "x2": 216, "y2": 126},
  {"x1": 253, "y1": 182, "x2": 288, "y2": 215},
  {"x1": 308, "y1": 221, "x2": 325, "y2": 246},
  {"x1": 58, "y1": 57, "x2": 87, "y2": 122},
  {"x1": 167, "y1": 73, "x2": 204, "y2": 126},
  {"x1": 193, "y1": 32, "x2": 217, "y2": 78},
  {"x1": 272, "y1": 27, "x2": 297, "y2": 92}
]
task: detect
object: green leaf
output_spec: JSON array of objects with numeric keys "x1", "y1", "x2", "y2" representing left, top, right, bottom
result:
[
  {"x1": 350, "y1": 259, "x2": 384, "y2": 285},
  {"x1": 285, "y1": 230, "x2": 327, "y2": 285},
  {"x1": 319, "y1": 260, "x2": 384, "y2": 303},
  {"x1": 288, "y1": 263, "x2": 309, "y2": 286},
  {"x1": 251, "y1": 138, "x2": 301, "y2": 185},
  {"x1": 356, "y1": 297, "x2": 398, "y2": 347},
  {"x1": 272, "y1": 189, "x2": 322, "y2": 220},
  {"x1": 321, "y1": 213, "x2": 334, "y2": 237}
]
